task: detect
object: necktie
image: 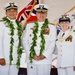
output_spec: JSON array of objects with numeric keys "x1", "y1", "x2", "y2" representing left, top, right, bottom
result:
[{"x1": 62, "y1": 33, "x2": 65, "y2": 37}]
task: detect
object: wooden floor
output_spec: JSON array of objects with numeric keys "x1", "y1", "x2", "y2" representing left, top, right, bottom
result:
[{"x1": 18, "y1": 68, "x2": 58, "y2": 75}]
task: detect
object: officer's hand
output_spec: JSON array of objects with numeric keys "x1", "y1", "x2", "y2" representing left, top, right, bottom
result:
[
  {"x1": 33, "y1": 55, "x2": 40, "y2": 61},
  {"x1": 0, "y1": 58, "x2": 6, "y2": 65},
  {"x1": 39, "y1": 54, "x2": 46, "y2": 60},
  {"x1": 73, "y1": 66, "x2": 75, "y2": 71}
]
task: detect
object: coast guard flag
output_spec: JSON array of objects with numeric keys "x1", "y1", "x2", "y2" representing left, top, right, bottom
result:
[{"x1": 17, "y1": 0, "x2": 39, "y2": 28}]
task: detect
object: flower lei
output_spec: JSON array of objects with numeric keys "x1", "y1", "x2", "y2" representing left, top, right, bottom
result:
[
  {"x1": 29, "y1": 19, "x2": 49, "y2": 63},
  {"x1": 2, "y1": 17, "x2": 22, "y2": 68}
]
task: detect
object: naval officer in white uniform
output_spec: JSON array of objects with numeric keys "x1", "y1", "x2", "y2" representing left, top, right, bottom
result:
[
  {"x1": 0, "y1": 2, "x2": 22, "y2": 75},
  {"x1": 22, "y1": 4, "x2": 56, "y2": 75},
  {"x1": 56, "y1": 15, "x2": 75, "y2": 75}
]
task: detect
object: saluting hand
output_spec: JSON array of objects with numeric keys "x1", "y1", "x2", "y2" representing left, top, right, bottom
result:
[{"x1": 0, "y1": 58, "x2": 6, "y2": 65}]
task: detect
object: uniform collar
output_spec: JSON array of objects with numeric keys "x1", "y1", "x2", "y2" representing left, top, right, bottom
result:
[
  {"x1": 38, "y1": 21, "x2": 44, "y2": 25},
  {"x1": 61, "y1": 29, "x2": 70, "y2": 37},
  {"x1": 7, "y1": 17, "x2": 16, "y2": 22}
]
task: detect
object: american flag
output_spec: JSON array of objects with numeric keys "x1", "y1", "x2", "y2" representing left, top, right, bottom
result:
[{"x1": 17, "y1": 0, "x2": 38, "y2": 28}]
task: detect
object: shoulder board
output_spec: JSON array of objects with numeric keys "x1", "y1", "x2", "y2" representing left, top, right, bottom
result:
[
  {"x1": 49, "y1": 22, "x2": 55, "y2": 25},
  {"x1": 0, "y1": 20, "x2": 4, "y2": 22}
]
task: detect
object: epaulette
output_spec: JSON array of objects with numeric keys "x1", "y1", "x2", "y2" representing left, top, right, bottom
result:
[
  {"x1": 49, "y1": 22, "x2": 55, "y2": 25},
  {"x1": 0, "y1": 20, "x2": 4, "y2": 22}
]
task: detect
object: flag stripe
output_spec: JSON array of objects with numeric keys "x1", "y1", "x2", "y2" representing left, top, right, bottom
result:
[
  {"x1": 17, "y1": 0, "x2": 38, "y2": 28},
  {"x1": 23, "y1": 0, "x2": 37, "y2": 28}
]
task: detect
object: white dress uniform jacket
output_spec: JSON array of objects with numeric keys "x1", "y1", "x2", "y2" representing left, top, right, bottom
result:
[
  {"x1": 0, "y1": 20, "x2": 19, "y2": 64},
  {"x1": 22, "y1": 21, "x2": 56, "y2": 64},
  {"x1": 56, "y1": 29, "x2": 75, "y2": 68}
]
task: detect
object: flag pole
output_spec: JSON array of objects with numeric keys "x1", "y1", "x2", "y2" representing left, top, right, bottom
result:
[
  {"x1": 64, "y1": 6, "x2": 75, "y2": 15},
  {"x1": 22, "y1": 0, "x2": 36, "y2": 29},
  {"x1": 55, "y1": 6, "x2": 75, "y2": 26}
]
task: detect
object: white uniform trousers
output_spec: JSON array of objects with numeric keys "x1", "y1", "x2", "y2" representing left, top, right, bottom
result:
[
  {"x1": 58, "y1": 67, "x2": 75, "y2": 75},
  {"x1": 0, "y1": 64, "x2": 18, "y2": 75},
  {"x1": 27, "y1": 63, "x2": 51, "y2": 75}
]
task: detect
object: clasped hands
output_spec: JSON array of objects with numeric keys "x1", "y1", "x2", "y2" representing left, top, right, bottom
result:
[{"x1": 33, "y1": 54, "x2": 46, "y2": 61}]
